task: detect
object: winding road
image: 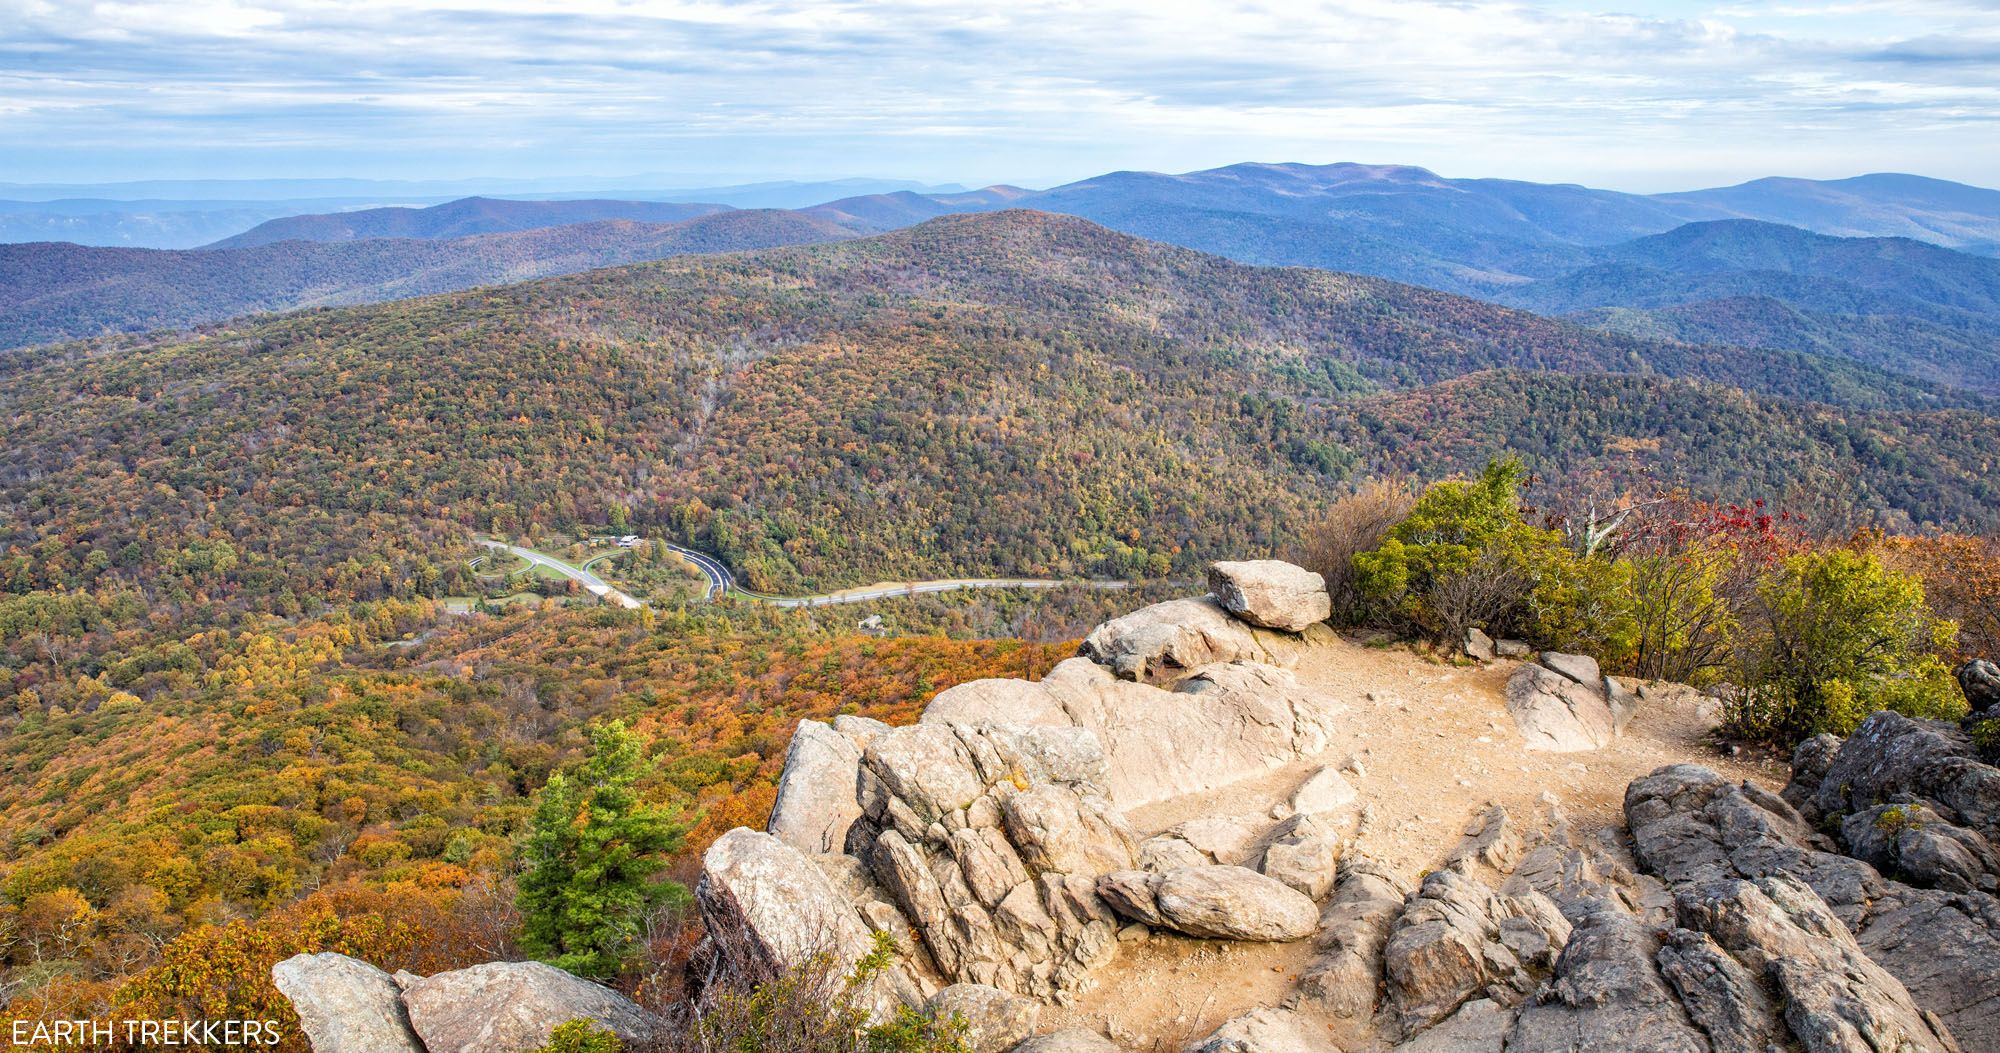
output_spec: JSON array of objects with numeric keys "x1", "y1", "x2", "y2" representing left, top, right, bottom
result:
[{"x1": 479, "y1": 539, "x2": 1128, "y2": 610}]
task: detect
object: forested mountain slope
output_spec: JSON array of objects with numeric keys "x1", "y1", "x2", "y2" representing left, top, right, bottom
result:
[
  {"x1": 3, "y1": 210, "x2": 1992, "y2": 611},
  {"x1": 0, "y1": 210, "x2": 857, "y2": 349}
]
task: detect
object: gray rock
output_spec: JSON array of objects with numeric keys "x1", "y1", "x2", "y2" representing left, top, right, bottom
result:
[
  {"x1": 1604, "y1": 678, "x2": 1639, "y2": 737},
  {"x1": 1094, "y1": 870, "x2": 1167, "y2": 927},
  {"x1": 1079, "y1": 597, "x2": 1261, "y2": 683},
  {"x1": 401, "y1": 961, "x2": 661, "y2": 1053},
  {"x1": 1841, "y1": 803, "x2": 2000, "y2": 893},
  {"x1": 270, "y1": 952, "x2": 425, "y2": 1053},
  {"x1": 1296, "y1": 858, "x2": 1409, "y2": 1019},
  {"x1": 1959, "y1": 659, "x2": 2000, "y2": 712},
  {"x1": 1186, "y1": 1006, "x2": 1335, "y2": 1053},
  {"x1": 1389, "y1": 998, "x2": 1509, "y2": 1052},
  {"x1": 1464, "y1": 628, "x2": 1497, "y2": 662},
  {"x1": 1540, "y1": 653, "x2": 1602, "y2": 688},
  {"x1": 1674, "y1": 876, "x2": 1959, "y2": 1053},
  {"x1": 1654, "y1": 928, "x2": 1784, "y2": 1053},
  {"x1": 1448, "y1": 805, "x2": 1521, "y2": 873},
  {"x1": 1782, "y1": 733, "x2": 1843, "y2": 813},
  {"x1": 928, "y1": 983, "x2": 1040, "y2": 1053},
  {"x1": 1383, "y1": 868, "x2": 1571, "y2": 1036},
  {"x1": 1495, "y1": 639, "x2": 1532, "y2": 659},
  {"x1": 1009, "y1": 1029, "x2": 1122, "y2": 1053},
  {"x1": 1809, "y1": 711, "x2": 2000, "y2": 842},
  {"x1": 1504, "y1": 905, "x2": 1709, "y2": 1053},
  {"x1": 1506, "y1": 665, "x2": 1615, "y2": 753},
  {"x1": 767, "y1": 720, "x2": 865, "y2": 854},
  {"x1": 834, "y1": 714, "x2": 895, "y2": 747},
  {"x1": 1625, "y1": 759, "x2": 2000, "y2": 1050},
  {"x1": 1206, "y1": 560, "x2": 1332, "y2": 633}
]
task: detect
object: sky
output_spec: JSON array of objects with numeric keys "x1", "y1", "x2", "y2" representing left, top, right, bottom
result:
[{"x1": 1, "y1": 0, "x2": 1996, "y2": 193}]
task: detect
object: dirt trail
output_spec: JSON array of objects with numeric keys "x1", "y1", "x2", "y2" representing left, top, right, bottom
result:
[{"x1": 1040, "y1": 636, "x2": 1785, "y2": 1052}]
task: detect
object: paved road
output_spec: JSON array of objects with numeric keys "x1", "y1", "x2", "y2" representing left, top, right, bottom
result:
[
  {"x1": 478, "y1": 541, "x2": 644, "y2": 609},
  {"x1": 480, "y1": 538, "x2": 1126, "y2": 610}
]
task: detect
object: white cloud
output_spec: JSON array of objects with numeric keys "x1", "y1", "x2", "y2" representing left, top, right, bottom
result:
[{"x1": 0, "y1": 0, "x2": 1994, "y2": 189}]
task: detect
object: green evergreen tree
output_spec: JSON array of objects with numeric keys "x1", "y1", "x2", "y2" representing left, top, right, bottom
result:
[{"x1": 518, "y1": 721, "x2": 688, "y2": 978}]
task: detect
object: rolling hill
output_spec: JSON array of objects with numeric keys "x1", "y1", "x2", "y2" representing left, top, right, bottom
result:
[
  {"x1": 4, "y1": 211, "x2": 1992, "y2": 614},
  {"x1": 0, "y1": 209, "x2": 859, "y2": 349}
]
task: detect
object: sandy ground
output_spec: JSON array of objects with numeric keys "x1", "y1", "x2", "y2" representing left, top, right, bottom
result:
[{"x1": 1037, "y1": 635, "x2": 1786, "y2": 1052}]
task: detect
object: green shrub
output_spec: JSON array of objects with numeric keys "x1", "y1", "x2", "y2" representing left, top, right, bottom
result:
[
  {"x1": 1728, "y1": 549, "x2": 1962, "y2": 745},
  {"x1": 1354, "y1": 458, "x2": 1561, "y2": 642},
  {"x1": 533, "y1": 1020, "x2": 623, "y2": 1053}
]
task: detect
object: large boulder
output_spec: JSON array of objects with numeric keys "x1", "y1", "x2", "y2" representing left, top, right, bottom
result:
[
  {"x1": 852, "y1": 721, "x2": 1131, "y2": 1001},
  {"x1": 1505, "y1": 664, "x2": 1615, "y2": 752},
  {"x1": 929, "y1": 983, "x2": 1040, "y2": 1053},
  {"x1": 1079, "y1": 598, "x2": 1261, "y2": 683},
  {"x1": 1959, "y1": 659, "x2": 2000, "y2": 713},
  {"x1": 766, "y1": 720, "x2": 864, "y2": 854},
  {"x1": 924, "y1": 679, "x2": 1074, "y2": 728},
  {"x1": 1206, "y1": 560, "x2": 1331, "y2": 633},
  {"x1": 1096, "y1": 865, "x2": 1318, "y2": 942},
  {"x1": 270, "y1": 952, "x2": 425, "y2": 1053},
  {"x1": 400, "y1": 962, "x2": 661, "y2": 1053}
]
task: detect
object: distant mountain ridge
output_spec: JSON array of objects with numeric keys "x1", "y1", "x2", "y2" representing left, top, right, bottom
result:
[{"x1": 208, "y1": 197, "x2": 731, "y2": 248}]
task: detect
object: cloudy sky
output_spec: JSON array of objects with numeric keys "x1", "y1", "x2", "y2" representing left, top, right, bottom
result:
[{"x1": 2, "y1": 0, "x2": 1996, "y2": 192}]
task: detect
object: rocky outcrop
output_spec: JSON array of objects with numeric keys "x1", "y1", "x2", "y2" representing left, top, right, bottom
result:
[
  {"x1": 271, "y1": 953, "x2": 425, "y2": 1053},
  {"x1": 857, "y1": 721, "x2": 1131, "y2": 1001},
  {"x1": 1381, "y1": 868, "x2": 1571, "y2": 1036},
  {"x1": 1096, "y1": 865, "x2": 1319, "y2": 942},
  {"x1": 1503, "y1": 905, "x2": 1709, "y2": 1053},
  {"x1": 1625, "y1": 757, "x2": 2000, "y2": 1051},
  {"x1": 400, "y1": 962, "x2": 661, "y2": 1053},
  {"x1": 1205, "y1": 560, "x2": 1331, "y2": 633},
  {"x1": 766, "y1": 720, "x2": 865, "y2": 853},
  {"x1": 927, "y1": 983, "x2": 1040, "y2": 1053},
  {"x1": 1040, "y1": 657, "x2": 1342, "y2": 810}
]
